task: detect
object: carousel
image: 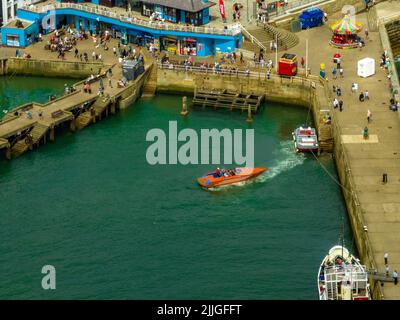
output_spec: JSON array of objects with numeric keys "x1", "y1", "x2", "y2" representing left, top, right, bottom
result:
[{"x1": 329, "y1": 16, "x2": 363, "y2": 49}]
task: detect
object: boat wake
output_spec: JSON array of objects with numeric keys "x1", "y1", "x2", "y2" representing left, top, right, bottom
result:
[
  {"x1": 257, "y1": 140, "x2": 305, "y2": 183},
  {"x1": 204, "y1": 141, "x2": 305, "y2": 192}
]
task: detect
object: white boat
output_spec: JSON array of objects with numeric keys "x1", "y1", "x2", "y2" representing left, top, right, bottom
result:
[
  {"x1": 292, "y1": 126, "x2": 319, "y2": 153},
  {"x1": 317, "y1": 245, "x2": 371, "y2": 300}
]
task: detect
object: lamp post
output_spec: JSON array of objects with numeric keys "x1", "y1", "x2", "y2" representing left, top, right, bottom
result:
[
  {"x1": 275, "y1": 33, "x2": 278, "y2": 73},
  {"x1": 306, "y1": 38, "x2": 309, "y2": 77},
  {"x1": 247, "y1": 0, "x2": 249, "y2": 22}
]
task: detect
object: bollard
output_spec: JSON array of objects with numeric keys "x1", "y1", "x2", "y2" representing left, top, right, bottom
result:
[
  {"x1": 246, "y1": 104, "x2": 253, "y2": 123},
  {"x1": 49, "y1": 126, "x2": 55, "y2": 142},
  {"x1": 5, "y1": 147, "x2": 11, "y2": 160},
  {"x1": 70, "y1": 119, "x2": 76, "y2": 132},
  {"x1": 180, "y1": 96, "x2": 189, "y2": 116}
]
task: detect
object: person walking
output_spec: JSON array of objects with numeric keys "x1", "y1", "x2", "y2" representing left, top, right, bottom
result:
[
  {"x1": 339, "y1": 68, "x2": 344, "y2": 78},
  {"x1": 364, "y1": 90, "x2": 369, "y2": 100},
  {"x1": 384, "y1": 253, "x2": 388, "y2": 265},
  {"x1": 332, "y1": 67, "x2": 337, "y2": 79},
  {"x1": 92, "y1": 51, "x2": 95, "y2": 61},
  {"x1": 367, "y1": 109, "x2": 372, "y2": 123},
  {"x1": 386, "y1": 265, "x2": 390, "y2": 277},
  {"x1": 339, "y1": 100, "x2": 343, "y2": 112},
  {"x1": 333, "y1": 98, "x2": 339, "y2": 109},
  {"x1": 365, "y1": 28, "x2": 369, "y2": 39},
  {"x1": 301, "y1": 56, "x2": 305, "y2": 68},
  {"x1": 394, "y1": 270, "x2": 398, "y2": 285},
  {"x1": 108, "y1": 78, "x2": 112, "y2": 88}
]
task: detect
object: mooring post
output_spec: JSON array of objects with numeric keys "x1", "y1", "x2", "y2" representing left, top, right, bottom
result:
[
  {"x1": 91, "y1": 108, "x2": 96, "y2": 123},
  {"x1": 246, "y1": 104, "x2": 253, "y2": 123},
  {"x1": 5, "y1": 147, "x2": 11, "y2": 160},
  {"x1": 70, "y1": 118, "x2": 76, "y2": 132},
  {"x1": 49, "y1": 126, "x2": 55, "y2": 142},
  {"x1": 181, "y1": 96, "x2": 189, "y2": 116}
]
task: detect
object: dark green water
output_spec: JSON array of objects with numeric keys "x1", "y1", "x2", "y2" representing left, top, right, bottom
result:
[
  {"x1": 0, "y1": 76, "x2": 75, "y2": 118},
  {"x1": 0, "y1": 78, "x2": 351, "y2": 299}
]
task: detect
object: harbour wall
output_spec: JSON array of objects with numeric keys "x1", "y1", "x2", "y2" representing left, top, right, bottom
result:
[
  {"x1": 6, "y1": 57, "x2": 105, "y2": 78},
  {"x1": 156, "y1": 67, "x2": 383, "y2": 299},
  {"x1": 0, "y1": 59, "x2": 7, "y2": 75},
  {"x1": 156, "y1": 68, "x2": 313, "y2": 107}
]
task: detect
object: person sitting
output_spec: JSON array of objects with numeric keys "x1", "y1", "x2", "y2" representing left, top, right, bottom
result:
[{"x1": 215, "y1": 167, "x2": 221, "y2": 177}]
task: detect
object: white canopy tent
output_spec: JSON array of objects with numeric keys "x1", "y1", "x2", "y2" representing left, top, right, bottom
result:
[{"x1": 357, "y1": 57, "x2": 375, "y2": 78}]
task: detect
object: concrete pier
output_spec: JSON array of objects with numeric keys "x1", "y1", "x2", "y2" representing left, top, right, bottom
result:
[{"x1": 0, "y1": 52, "x2": 153, "y2": 158}]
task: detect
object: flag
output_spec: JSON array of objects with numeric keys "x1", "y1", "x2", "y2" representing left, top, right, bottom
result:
[{"x1": 219, "y1": 0, "x2": 226, "y2": 20}]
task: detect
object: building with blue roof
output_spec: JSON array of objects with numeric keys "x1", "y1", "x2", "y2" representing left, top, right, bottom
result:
[{"x1": 0, "y1": 0, "x2": 242, "y2": 57}]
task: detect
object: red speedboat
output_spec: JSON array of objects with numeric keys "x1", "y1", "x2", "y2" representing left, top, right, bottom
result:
[{"x1": 197, "y1": 167, "x2": 267, "y2": 188}]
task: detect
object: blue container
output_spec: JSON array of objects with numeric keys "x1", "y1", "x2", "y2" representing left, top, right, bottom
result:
[{"x1": 299, "y1": 7, "x2": 324, "y2": 29}]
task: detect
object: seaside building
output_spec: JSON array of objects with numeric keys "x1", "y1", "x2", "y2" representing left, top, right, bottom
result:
[
  {"x1": 1, "y1": 0, "x2": 41, "y2": 26},
  {"x1": 0, "y1": 0, "x2": 242, "y2": 56}
]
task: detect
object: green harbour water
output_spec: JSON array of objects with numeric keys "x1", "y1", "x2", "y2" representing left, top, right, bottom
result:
[{"x1": 0, "y1": 77, "x2": 352, "y2": 299}]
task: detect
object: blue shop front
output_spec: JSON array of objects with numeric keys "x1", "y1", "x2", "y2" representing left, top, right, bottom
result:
[
  {"x1": 1, "y1": 3, "x2": 242, "y2": 57},
  {"x1": 1, "y1": 19, "x2": 39, "y2": 47}
]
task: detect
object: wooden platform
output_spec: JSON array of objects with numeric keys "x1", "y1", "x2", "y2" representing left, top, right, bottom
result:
[{"x1": 192, "y1": 88, "x2": 265, "y2": 113}]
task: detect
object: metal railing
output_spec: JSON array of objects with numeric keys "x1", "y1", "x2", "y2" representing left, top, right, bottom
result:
[
  {"x1": 21, "y1": 3, "x2": 242, "y2": 37},
  {"x1": 157, "y1": 62, "x2": 320, "y2": 89},
  {"x1": 239, "y1": 24, "x2": 267, "y2": 52}
]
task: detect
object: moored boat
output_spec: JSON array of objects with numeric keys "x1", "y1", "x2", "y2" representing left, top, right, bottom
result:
[
  {"x1": 292, "y1": 126, "x2": 319, "y2": 153},
  {"x1": 197, "y1": 167, "x2": 267, "y2": 188},
  {"x1": 317, "y1": 245, "x2": 371, "y2": 300}
]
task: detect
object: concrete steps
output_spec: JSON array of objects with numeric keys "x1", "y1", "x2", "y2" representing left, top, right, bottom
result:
[
  {"x1": 142, "y1": 64, "x2": 157, "y2": 96},
  {"x1": 30, "y1": 123, "x2": 49, "y2": 146},
  {"x1": 241, "y1": 40, "x2": 260, "y2": 53},
  {"x1": 10, "y1": 139, "x2": 29, "y2": 157},
  {"x1": 92, "y1": 97, "x2": 110, "y2": 117},
  {"x1": 386, "y1": 21, "x2": 400, "y2": 57},
  {"x1": 75, "y1": 111, "x2": 92, "y2": 130},
  {"x1": 318, "y1": 124, "x2": 334, "y2": 153},
  {"x1": 245, "y1": 23, "x2": 300, "y2": 53}
]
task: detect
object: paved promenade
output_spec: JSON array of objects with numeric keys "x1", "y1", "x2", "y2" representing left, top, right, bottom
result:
[{"x1": 276, "y1": 7, "x2": 400, "y2": 298}]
